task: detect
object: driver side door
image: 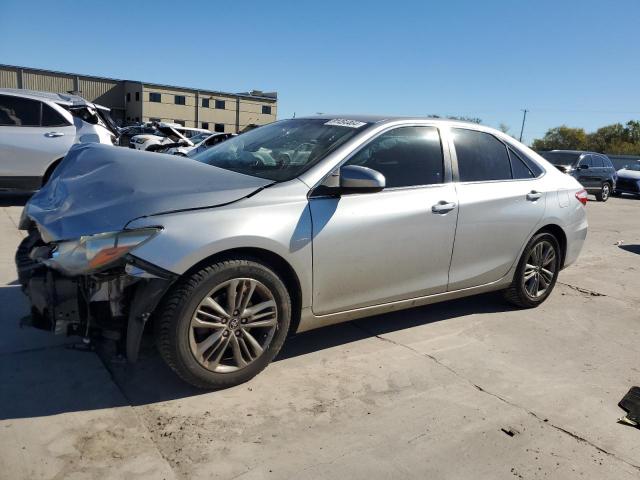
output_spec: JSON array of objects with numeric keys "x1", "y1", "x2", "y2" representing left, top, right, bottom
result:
[{"x1": 309, "y1": 125, "x2": 458, "y2": 315}]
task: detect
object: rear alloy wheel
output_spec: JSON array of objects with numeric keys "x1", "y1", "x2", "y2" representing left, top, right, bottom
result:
[
  {"x1": 595, "y1": 182, "x2": 611, "y2": 202},
  {"x1": 156, "y1": 259, "x2": 291, "y2": 389},
  {"x1": 503, "y1": 232, "x2": 560, "y2": 308}
]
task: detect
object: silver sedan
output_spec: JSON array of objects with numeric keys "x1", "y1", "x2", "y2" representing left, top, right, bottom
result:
[{"x1": 18, "y1": 115, "x2": 588, "y2": 388}]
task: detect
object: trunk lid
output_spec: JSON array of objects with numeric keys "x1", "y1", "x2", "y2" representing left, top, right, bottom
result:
[{"x1": 24, "y1": 143, "x2": 272, "y2": 241}]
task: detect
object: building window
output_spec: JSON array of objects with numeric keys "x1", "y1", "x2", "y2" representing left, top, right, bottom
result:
[
  {"x1": 126, "y1": 92, "x2": 131, "y2": 102},
  {"x1": 262, "y1": 105, "x2": 272, "y2": 115},
  {"x1": 202, "y1": 98, "x2": 209, "y2": 108},
  {"x1": 174, "y1": 119, "x2": 185, "y2": 126},
  {"x1": 149, "y1": 92, "x2": 161, "y2": 102},
  {"x1": 215, "y1": 99, "x2": 225, "y2": 110},
  {"x1": 174, "y1": 95, "x2": 186, "y2": 105},
  {"x1": 202, "y1": 122, "x2": 209, "y2": 130},
  {"x1": 214, "y1": 123, "x2": 225, "y2": 132},
  {"x1": 135, "y1": 92, "x2": 140, "y2": 101}
]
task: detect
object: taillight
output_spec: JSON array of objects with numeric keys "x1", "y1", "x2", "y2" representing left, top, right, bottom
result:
[{"x1": 575, "y1": 189, "x2": 588, "y2": 206}]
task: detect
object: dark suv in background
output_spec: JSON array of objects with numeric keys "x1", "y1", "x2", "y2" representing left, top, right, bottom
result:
[{"x1": 538, "y1": 150, "x2": 617, "y2": 202}]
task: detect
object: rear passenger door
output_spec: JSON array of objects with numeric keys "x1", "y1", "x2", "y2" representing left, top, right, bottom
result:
[
  {"x1": 0, "y1": 95, "x2": 74, "y2": 187},
  {"x1": 576, "y1": 155, "x2": 596, "y2": 189},
  {"x1": 446, "y1": 128, "x2": 546, "y2": 290}
]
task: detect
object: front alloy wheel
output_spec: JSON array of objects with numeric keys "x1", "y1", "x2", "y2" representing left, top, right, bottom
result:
[
  {"x1": 189, "y1": 278, "x2": 277, "y2": 373},
  {"x1": 156, "y1": 259, "x2": 291, "y2": 389}
]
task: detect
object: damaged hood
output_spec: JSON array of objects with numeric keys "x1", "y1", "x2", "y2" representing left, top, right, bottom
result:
[{"x1": 25, "y1": 143, "x2": 272, "y2": 241}]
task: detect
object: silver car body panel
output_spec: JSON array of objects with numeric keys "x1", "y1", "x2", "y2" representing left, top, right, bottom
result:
[
  {"x1": 24, "y1": 143, "x2": 272, "y2": 241},
  {"x1": 23, "y1": 116, "x2": 588, "y2": 334}
]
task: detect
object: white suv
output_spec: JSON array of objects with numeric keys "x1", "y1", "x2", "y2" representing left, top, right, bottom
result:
[
  {"x1": 0, "y1": 89, "x2": 119, "y2": 191},
  {"x1": 129, "y1": 122, "x2": 210, "y2": 151}
]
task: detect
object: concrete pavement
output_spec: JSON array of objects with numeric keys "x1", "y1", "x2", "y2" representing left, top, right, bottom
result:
[{"x1": 0, "y1": 194, "x2": 638, "y2": 479}]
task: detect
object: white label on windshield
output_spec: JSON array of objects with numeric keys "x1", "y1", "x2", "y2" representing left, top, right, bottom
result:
[{"x1": 324, "y1": 118, "x2": 367, "y2": 128}]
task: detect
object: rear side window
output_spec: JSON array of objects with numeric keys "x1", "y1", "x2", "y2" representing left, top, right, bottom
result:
[
  {"x1": 346, "y1": 126, "x2": 444, "y2": 188},
  {"x1": 453, "y1": 128, "x2": 511, "y2": 182},
  {"x1": 592, "y1": 156, "x2": 604, "y2": 168},
  {"x1": 41, "y1": 104, "x2": 70, "y2": 127},
  {"x1": 579, "y1": 155, "x2": 593, "y2": 167},
  {"x1": 602, "y1": 156, "x2": 613, "y2": 168},
  {"x1": 508, "y1": 148, "x2": 534, "y2": 179},
  {"x1": 0, "y1": 94, "x2": 40, "y2": 126}
]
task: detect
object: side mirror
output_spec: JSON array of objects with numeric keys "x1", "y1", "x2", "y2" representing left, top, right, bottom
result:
[
  {"x1": 339, "y1": 165, "x2": 385, "y2": 194},
  {"x1": 579, "y1": 164, "x2": 589, "y2": 170}
]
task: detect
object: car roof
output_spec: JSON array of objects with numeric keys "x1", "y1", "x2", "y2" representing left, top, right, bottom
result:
[
  {"x1": 296, "y1": 114, "x2": 504, "y2": 132},
  {"x1": 0, "y1": 88, "x2": 98, "y2": 108},
  {"x1": 547, "y1": 149, "x2": 605, "y2": 156}
]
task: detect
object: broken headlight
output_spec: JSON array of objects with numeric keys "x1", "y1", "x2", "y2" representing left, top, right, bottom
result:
[{"x1": 44, "y1": 228, "x2": 160, "y2": 275}]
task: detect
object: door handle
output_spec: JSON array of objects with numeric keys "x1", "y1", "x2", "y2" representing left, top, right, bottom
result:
[
  {"x1": 432, "y1": 201, "x2": 457, "y2": 214},
  {"x1": 45, "y1": 132, "x2": 65, "y2": 138},
  {"x1": 526, "y1": 190, "x2": 542, "y2": 201}
]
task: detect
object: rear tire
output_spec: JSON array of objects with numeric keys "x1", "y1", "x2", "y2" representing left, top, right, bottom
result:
[
  {"x1": 595, "y1": 182, "x2": 611, "y2": 202},
  {"x1": 503, "y1": 232, "x2": 561, "y2": 308},
  {"x1": 156, "y1": 258, "x2": 291, "y2": 389}
]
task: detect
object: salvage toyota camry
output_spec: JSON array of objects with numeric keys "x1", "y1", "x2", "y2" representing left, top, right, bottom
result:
[{"x1": 16, "y1": 116, "x2": 588, "y2": 388}]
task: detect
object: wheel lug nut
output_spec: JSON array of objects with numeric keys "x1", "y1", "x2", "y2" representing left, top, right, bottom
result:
[
  {"x1": 223, "y1": 330, "x2": 229, "y2": 336},
  {"x1": 222, "y1": 319, "x2": 227, "y2": 324},
  {"x1": 241, "y1": 318, "x2": 247, "y2": 324},
  {"x1": 233, "y1": 310, "x2": 239, "y2": 316},
  {"x1": 235, "y1": 330, "x2": 241, "y2": 336}
]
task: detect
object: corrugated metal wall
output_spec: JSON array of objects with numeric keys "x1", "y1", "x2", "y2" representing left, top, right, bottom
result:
[
  {"x1": 22, "y1": 71, "x2": 74, "y2": 93},
  {"x1": 0, "y1": 68, "x2": 19, "y2": 88},
  {"x1": 78, "y1": 78, "x2": 124, "y2": 107}
]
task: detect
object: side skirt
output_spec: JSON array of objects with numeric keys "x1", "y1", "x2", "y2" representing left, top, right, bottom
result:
[{"x1": 296, "y1": 275, "x2": 512, "y2": 333}]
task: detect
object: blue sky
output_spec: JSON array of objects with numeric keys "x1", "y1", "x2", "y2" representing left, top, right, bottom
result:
[{"x1": 1, "y1": 0, "x2": 638, "y2": 144}]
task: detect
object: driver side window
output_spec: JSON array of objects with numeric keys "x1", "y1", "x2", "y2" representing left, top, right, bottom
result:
[{"x1": 345, "y1": 126, "x2": 444, "y2": 188}]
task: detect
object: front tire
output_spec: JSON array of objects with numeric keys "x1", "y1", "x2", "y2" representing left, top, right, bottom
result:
[
  {"x1": 595, "y1": 182, "x2": 611, "y2": 202},
  {"x1": 156, "y1": 259, "x2": 291, "y2": 389},
  {"x1": 503, "y1": 232, "x2": 561, "y2": 308}
]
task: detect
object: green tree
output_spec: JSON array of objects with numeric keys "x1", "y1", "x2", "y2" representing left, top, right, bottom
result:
[
  {"x1": 532, "y1": 120, "x2": 640, "y2": 154},
  {"x1": 531, "y1": 126, "x2": 587, "y2": 150}
]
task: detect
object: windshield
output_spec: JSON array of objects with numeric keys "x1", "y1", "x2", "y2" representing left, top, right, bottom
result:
[
  {"x1": 623, "y1": 162, "x2": 640, "y2": 171},
  {"x1": 539, "y1": 151, "x2": 581, "y2": 166},
  {"x1": 192, "y1": 118, "x2": 372, "y2": 181},
  {"x1": 190, "y1": 133, "x2": 210, "y2": 143}
]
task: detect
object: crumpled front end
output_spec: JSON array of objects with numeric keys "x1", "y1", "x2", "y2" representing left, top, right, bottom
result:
[{"x1": 16, "y1": 228, "x2": 177, "y2": 362}]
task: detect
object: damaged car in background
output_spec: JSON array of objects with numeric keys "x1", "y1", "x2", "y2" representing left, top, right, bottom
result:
[
  {"x1": 0, "y1": 88, "x2": 119, "y2": 191},
  {"x1": 129, "y1": 122, "x2": 209, "y2": 151},
  {"x1": 17, "y1": 116, "x2": 588, "y2": 389}
]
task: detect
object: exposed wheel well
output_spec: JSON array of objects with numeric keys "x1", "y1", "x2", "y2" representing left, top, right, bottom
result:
[
  {"x1": 535, "y1": 224, "x2": 567, "y2": 269},
  {"x1": 42, "y1": 158, "x2": 64, "y2": 186},
  {"x1": 184, "y1": 248, "x2": 303, "y2": 335}
]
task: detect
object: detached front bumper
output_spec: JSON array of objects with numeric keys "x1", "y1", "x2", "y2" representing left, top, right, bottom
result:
[{"x1": 16, "y1": 231, "x2": 177, "y2": 361}]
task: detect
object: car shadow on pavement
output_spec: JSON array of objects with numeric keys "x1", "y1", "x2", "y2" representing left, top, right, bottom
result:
[
  {"x1": 618, "y1": 244, "x2": 640, "y2": 255},
  {"x1": 1, "y1": 280, "x2": 513, "y2": 418},
  {"x1": 106, "y1": 291, "x2": 513, "y2": 406},
  {"x1": 0, "y1": 193, "x2": 31, "y2": 207}
]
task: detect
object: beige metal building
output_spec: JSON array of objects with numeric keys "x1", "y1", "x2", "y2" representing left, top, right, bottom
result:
[{"x1": 0, "y1": 64, "x2": 277, "y2": 133}]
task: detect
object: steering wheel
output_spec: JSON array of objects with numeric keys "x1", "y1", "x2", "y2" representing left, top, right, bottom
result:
[{"x1": 290, "y1": 142, "x2": 316, "y2": 165}]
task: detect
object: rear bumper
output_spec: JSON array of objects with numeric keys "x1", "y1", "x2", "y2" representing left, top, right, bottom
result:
[{"x1": 563, "y1": 213, "x2": 588, "y2": 269}]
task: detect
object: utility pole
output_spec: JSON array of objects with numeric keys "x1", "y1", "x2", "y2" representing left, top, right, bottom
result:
[{"x1": 519, "y1": 109, "x2": 529, "y2": 142}]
